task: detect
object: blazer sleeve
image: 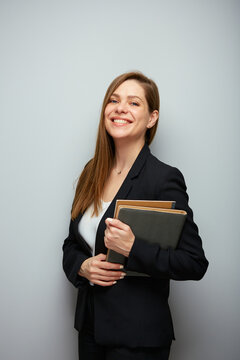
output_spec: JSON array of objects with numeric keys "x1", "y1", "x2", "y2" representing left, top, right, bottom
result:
[
  {"x1": 126, "y1": 167, "x2": 209, "y2": 280},
  {"x1": 62, "y1": 219, "x2": 89, "y2": 288}
]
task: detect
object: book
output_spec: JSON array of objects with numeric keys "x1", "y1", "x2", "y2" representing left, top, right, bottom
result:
[
  {"x1": 113, "y1": 199, "x2": 176, "y2": 213},
  {"x1": 106, "y1": 200, "x2": 186, "y2": 276}
]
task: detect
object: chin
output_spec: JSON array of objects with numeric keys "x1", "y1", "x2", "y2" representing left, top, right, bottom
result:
[{"x1": 106, "y1": 128, "x2": 130, "y2": 139}]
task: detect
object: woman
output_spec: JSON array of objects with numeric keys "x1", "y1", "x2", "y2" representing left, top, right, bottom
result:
[{"x1": 62, "y1": 71, "x2": 208, "y2": 360}]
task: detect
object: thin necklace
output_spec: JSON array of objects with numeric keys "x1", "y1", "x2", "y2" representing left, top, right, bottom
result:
[{"x1": 114, "y1": 166, "x2": 131, "y2": 175}]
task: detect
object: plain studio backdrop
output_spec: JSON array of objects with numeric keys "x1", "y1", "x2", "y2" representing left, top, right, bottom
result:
[{"x1": 0, "y1": 1, "x2": 239, "y2": 359}]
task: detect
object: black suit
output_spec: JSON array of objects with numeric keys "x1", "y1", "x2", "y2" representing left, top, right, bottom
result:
[{"x1": 62, "y1": 143, "x2": 208, "y2": 348}]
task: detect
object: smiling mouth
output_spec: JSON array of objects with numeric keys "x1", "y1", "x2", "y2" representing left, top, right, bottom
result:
[
  {"x1": 113, "y1": 119, "x2": 128, "y2": 124},
  {"x1": 111, "y1": 118, "x2": 132, "y2": 124}
]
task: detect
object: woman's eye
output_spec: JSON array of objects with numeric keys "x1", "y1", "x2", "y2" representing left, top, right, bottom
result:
[
  {"x1": 110, "y1": 99, "x2": 117, "y2": 103},
  {"x1": 131, "y1": 102, "x2": 139, "y2": 106}
]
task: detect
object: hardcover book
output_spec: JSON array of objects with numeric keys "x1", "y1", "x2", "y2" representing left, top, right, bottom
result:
[{"x1": 106, "y1": 200, "x2": 186, "y2": 276}]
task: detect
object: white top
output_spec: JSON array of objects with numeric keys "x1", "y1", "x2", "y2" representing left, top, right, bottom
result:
[{"x1": 78, "y1": 200, "x2": 111, "y2": 256}]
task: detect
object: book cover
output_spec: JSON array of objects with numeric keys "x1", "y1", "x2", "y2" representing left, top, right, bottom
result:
[{"x1": 106, "y1": 201, "x2": 186, "y2": 276}]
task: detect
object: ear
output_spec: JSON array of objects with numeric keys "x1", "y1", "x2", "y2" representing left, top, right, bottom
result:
[{"x1": 146, "y1": 110, "x2": 159, "y2": 129}]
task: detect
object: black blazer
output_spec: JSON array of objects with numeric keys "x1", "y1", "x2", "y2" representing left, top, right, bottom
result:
[{"x1": 62, "y1": 144, "x2": 208, "y2": 348}]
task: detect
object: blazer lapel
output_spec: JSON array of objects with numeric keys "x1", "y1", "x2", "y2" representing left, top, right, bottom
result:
[{"x1": 95, "y1": 143, "x2": 150, "y2": 255}]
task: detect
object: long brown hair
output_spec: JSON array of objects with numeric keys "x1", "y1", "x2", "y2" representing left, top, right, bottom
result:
[{"x1": 71, "y1": 71, "x2": 160, "y2": 219}]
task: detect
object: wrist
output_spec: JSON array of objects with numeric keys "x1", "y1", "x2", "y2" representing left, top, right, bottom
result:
[
  {"x1": 123, "y1": 235, "x2": 135, "y2": 257},
  {"x1": 78, "y1": 259, "x2": 87, "y2": 277}
]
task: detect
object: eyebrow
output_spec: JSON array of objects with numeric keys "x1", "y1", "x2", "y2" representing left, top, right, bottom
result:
[{"x1": 111, "y1": 93, "x2": 144, "y2": 103}]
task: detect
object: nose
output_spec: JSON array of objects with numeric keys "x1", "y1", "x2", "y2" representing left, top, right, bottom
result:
[{"x1": 115, "y1": 101, "x2": 128, "y2": 114}]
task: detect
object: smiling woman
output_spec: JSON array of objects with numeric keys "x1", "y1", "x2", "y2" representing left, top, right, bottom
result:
[
  {"x1": 62, "y1": 71, "x2": 208, "y2": 360},
  {"x1": 70, "y1": 72, "x2": 160, "y2": 219}
]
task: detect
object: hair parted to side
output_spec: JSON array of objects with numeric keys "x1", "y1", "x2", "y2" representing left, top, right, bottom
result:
[{"x1": 71, "y1": 71, "x2": 160, "y2": 220}]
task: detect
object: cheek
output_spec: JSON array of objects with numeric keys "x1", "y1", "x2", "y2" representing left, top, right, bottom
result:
[
  {"x1": 141, "y1": 110, "x2": 151, "y2": 124},
  {"x1": 104, "y1": 109, "x2": 108, "y2": 120},
  {"x1": 135, "y1": 110, "x2": 149, "y2": 125},
  {"x1": 104, "y1": 103, "x2": 113, "y2": 116},
  {"x1": 104, "y1": 118, "x2": 109, "y2": 131},
  {"x1": 104, "y1": 107, "x2": 110, "y2": 125},
  {"x1": 104, "y1": 115, "x2": 112, "y2": 134}
]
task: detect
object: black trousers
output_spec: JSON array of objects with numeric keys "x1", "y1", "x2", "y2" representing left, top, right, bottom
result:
[{"x1": 78, "y1": 286, "x2": 171, "y2": 360}]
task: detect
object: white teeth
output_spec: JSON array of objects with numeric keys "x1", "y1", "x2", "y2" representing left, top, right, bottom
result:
[{"x1": 113, "y1": 119, "x2": 128, "y2": 124}]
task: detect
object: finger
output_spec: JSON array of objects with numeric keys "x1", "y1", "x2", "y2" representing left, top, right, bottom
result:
[
  {"x1": 91, "y1": 273, "x2": 125, "y2": 282},
  {"x1": 104, "y1": 235, "x2": 112, "y2": 248},
  {"x1": 97, "y1": 269, "x2": 126, "y2": 278},
  {"x1": 105, "y1": 218, "x2": 128, "y2": 230},
  {"x1": 105, "y1": 226, "x2": 120, "y2": 237},
  {"x1": 87, "y1": 266, "x2": 123, "y2": 277},
  {"x1": 91, "y1": 279, "x2": 118, "y2": 287},
  {"x1": 95, "y1": 253, "x2": 107, "y2": 261},
  {"x1": 91, "y1": 259, "x2": 124, "y2": 271},
  {"x1": 96, "y1": 260, "x2": 123, "y2": 271},
  {"x1": 104, "y1": 229, "x2": 109, "y2": 238},
  {"x1": 99, "y1": 261, "x2": 124, "y2": 270}
]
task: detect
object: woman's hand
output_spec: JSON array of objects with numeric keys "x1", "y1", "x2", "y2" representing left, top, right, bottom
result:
[
  {"x1": 78, "y1": 253, "x2": 125, "y2": 286},
  {"x1": 104, "y1": 218, "x2": 135, "y2": 257}
]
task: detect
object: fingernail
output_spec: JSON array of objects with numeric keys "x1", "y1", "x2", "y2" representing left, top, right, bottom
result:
[
  {"x1": 119, "y1": 265, "x2": 124, "y2": 269},
  {"x1": 120, "y1": 276, "x2": 125, "y2": 279},
  {"x1": 107, "y1": 218, "x2": 113, "y2": 222},
  {"x1": 113, "y1": 281, "x2": 117, "y2": 285},
  {"x1": 121, "y1": 273, "x2": 126, "y2": 277}
]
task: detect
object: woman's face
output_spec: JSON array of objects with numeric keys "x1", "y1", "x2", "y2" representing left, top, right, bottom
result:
[{"x1": 104, "y1": 80, "x2": 158, "y2": 144}]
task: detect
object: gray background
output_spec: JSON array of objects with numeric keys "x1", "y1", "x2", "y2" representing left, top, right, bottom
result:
[{"x1": 0, "y1": 0, "x2": 239, "y2": 359}]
